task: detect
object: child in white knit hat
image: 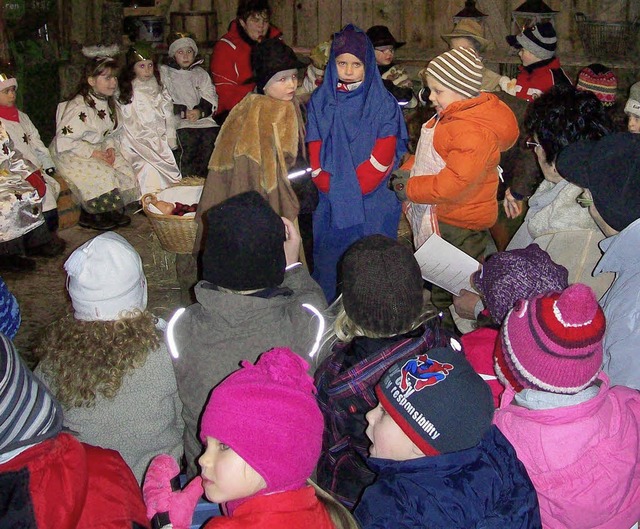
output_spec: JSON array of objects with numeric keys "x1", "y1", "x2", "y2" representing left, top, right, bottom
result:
[
  {"x1": 34, "y1": 232, "x2": 184, "y2": 483},
  {"x1": 388, "y1": 47, "x2": 518, "y2": 330},
  {"x1": 160, "y1": 32, "x2": 218, "y2": 177},
  {"x1": 624, "y1": 81, "x2": 640, "y2": 133}
]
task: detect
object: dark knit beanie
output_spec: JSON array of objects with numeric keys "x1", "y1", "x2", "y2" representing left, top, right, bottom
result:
[
  {"x1": 251, "y1": 38, "x2": 305, "y2": 94},
  {"x1": 0, "y1": 333, "x2": 63, "y2": 456},
  {"x1": 376, "y1": 342, "x2": 494, "y2": 456},
  {"x1": 473, "y1": 244, "x2": 569, "y2": 324},
  {"x1": 495, "y1": 284, "x2": 605, "y2": 395},
  {"x1": 202, "y1": 191, "x2": 285, "y2": 290},
  {"x1": 341, "y1": 235, "x2": 423, "y2": 336},
  {"x1": 332, "y1": 24, "x2": 368, "y2": 64}
]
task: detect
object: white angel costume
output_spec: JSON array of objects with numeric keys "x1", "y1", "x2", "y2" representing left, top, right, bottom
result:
[
  {"x1": 2, "y1": 111, "x2": 60, "y2": 213},
  {"x1": 50, "y1": 93, "x2": 139, "y2": 214},
  {"x1": 118, "y1": 77, "x2": 181, "y2": 195}
]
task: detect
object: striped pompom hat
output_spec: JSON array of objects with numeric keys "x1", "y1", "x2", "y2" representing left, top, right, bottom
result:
[
  {"x1": 576, "y1": 64, "x2": 617, "y2": 107},
  {"x1": 494, "y1": 283, "x2": 605, "y2": 394},
  {"x1": 425, "y1": 47, "x2": 483, "y2": 98}
]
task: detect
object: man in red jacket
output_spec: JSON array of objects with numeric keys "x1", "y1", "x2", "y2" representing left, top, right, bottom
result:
[{"x1": 210, "y1": 0, "x2": 282, "y2": 121}]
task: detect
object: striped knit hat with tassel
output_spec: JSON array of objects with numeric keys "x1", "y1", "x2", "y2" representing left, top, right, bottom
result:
[
  {"x1": 495, "y1": 283, "x2": 605, "y2": 395},
  {"x1": 425, "y1": 47, "x2": 483, "y2": 99},
  {"x1": 0, "y1": 333, "x2": 63, "y2": 456}
]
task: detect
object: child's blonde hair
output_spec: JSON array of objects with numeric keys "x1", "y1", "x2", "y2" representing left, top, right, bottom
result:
[{"x1": 309, "y1": 480, "x2": 361, "y2": 529}]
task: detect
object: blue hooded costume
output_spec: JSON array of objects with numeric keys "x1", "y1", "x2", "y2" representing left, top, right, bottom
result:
[{"x1": 306, "y1": 24, "x2": 408, "y2": 302}]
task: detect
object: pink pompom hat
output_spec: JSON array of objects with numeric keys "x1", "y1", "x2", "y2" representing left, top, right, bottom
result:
[{"x1": 495, "y1": 283, "x2": 605, "y2": 394}]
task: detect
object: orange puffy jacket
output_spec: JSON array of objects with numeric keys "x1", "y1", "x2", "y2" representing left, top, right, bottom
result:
[{"x1": 405, "y1": 92, "x2": 518, "y2": 230}]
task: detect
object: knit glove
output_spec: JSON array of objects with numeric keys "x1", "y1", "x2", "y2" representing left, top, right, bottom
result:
[
  {"x1": 499, "y1": 76, "x2": 518, "y2": 96},
  {"x1": 388, "y1": 169, "x2": 410, "y2": 202},
  {"x1": 143, "y1": 454, "x2": 203, "y2": 529}
]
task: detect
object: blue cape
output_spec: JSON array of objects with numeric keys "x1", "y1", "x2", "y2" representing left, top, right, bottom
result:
[{"x1": 306, "y1": 24, "x2": 408, "y2": 230}]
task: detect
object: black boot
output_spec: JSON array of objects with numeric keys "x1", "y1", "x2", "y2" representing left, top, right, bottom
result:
[
  {"x1": 79, "y1": 209, "x2": 116, "y2": 231},
  {"x1": 108, "y1": 208, "x2": 131, "y2": 228}
]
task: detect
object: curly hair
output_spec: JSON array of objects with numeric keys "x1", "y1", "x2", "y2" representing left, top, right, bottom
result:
[
  {"x1": 524, "y1": 84, "x2": 611, "y2": 165},
  {"x1": 34, "y1": 310, "x2": 160, "y2": 408}
]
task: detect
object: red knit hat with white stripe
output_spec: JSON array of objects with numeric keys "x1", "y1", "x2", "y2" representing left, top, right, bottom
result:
[
  {"x1": 494, "y1": 283, "x2": 605, "y2": 395},
  {"x1": 425, "y1": 47, "x2": 483, "y2": 98}
]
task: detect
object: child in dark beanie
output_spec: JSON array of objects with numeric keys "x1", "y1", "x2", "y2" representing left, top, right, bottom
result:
[
  {"x1": 314, "y1": 234, "x2": 451, "y2": 508},
  {"x1": 168, "y1": 191, "x2": 326, "y2": 478},
  {"x1": 195, "y1": 38, "x2": 314, "y2": 261},
  {"x1": 354, "y1": 343, "x2": 541, "y2": 529}
]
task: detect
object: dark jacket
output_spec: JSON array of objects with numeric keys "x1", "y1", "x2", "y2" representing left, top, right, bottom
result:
[
  {"x1": 314, "y1": 322, "x2": 451, "y2": 508},
  {"x1": 354, "y1": 426, "x2": 542, "y2": 529}
]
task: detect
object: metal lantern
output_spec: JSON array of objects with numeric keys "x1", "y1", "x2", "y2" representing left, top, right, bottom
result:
[
  {"x1": 453, "y1": 0, "x2": 488, "y2": 24},
  {"x1": 511, "y1": 0, "x2": 558, "y2": 32}
]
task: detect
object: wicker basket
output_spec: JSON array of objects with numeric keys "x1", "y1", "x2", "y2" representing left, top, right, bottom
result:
[
  {"x1": 575, "y1": 12, "x2": 640, "y2": 57},
  {"x1": 142, "y1": 179, "x2": 204, "y2": 254}
]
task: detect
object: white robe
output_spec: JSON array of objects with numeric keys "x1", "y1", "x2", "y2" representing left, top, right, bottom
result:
[
  {"x1": 118, "y1": 78, "x2": 181, "y2": 195},
  {"x1": 2, "y1": 111, "x2": 60, "y2": 212},
  {"x1": 50, "y1": 94, "x2": 139, "y2": 209}
]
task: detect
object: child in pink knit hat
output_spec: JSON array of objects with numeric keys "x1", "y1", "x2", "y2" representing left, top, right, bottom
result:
[
  {"x1": 493, "y1": 283, "x2": 640, "y2": 529},
  {"x1": 143, "y1": 347, "x2": 358, "y2": 529}
]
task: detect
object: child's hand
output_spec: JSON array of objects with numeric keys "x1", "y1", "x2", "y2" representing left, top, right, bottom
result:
[
  {"x1": 186, "y1": 109, "x2": 200, "y2": 122},
  {"x1": 143, "y1": 454, "x2": 203, "y2": 529},
  {"x1": 388, "y1": 169, "x2": 410, "y2": 202},
  {"x1": 453, "y1": 289, "x2": 482, "y2": 320},
  {"x1": 281, "y1": 216, "x2": 301, "y2": 267},
  {"x1": 104, "y1": 148, "x2": 116, "y2": 166}
]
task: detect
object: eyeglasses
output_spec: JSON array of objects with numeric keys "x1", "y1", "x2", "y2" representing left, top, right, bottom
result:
[
  {"x1": 374, "y1": 46, "x2": 395, "y2": 53},
  {"x1": 525, "y1": 140, "x2": 541, "y2": 150}
]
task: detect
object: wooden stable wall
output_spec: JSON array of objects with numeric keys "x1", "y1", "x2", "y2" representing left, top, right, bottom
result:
[
  {"x1": 206, "y1": 0, "x2": 639, "y2": 54},
  {"x1": 58, "y1": 0, "x2": 639, "y2": 60}
]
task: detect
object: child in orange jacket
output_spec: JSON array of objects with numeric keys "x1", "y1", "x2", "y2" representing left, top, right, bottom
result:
[{"x1": 389, "y1": 47, "x2": 518, "y2": 327}]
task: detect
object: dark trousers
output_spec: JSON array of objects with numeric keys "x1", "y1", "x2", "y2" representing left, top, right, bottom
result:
[
  {"x1": 175, "y1": 127, "x2": 218, "y2": 178},
  {"x1": 429, "y1": 222, "x2": 489, "y2": 330}
]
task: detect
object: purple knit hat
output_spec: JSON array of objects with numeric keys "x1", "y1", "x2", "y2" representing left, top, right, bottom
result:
[
  {"x1": 473, "y1": 244, "x2": 569, "y2": 323},
  {"x1": 200, "y1": 348, "x2": 323, "y2": 496},
  {"x1": 332, "y1": 24, "x2": 368, "y2": 63},
  {"x1": 495, "y1": 284, "x2": 605, "y2": 394}
]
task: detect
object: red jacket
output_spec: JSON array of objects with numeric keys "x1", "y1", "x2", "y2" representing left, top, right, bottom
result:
[
  {"x1": 514, "y1": 57, "x2": 572, "y2": 102},
  {"x1": 210, "y1": 20, "x2": 282, "y2": 116},
  {"x1": 204, "y1": 486, "x2": 335, "y2": 529},
  {"x1": 0, "y1": 433, "x2": 149, "y2": 529}
]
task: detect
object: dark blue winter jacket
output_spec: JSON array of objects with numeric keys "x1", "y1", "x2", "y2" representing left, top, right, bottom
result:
[{"x1": 354, "y1": 425, "x2": 541, "y2": 529}]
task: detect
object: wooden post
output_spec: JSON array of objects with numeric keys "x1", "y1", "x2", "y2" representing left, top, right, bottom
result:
[{"x1": 0, "y1": 0, "x2": 11, "y2": 64}]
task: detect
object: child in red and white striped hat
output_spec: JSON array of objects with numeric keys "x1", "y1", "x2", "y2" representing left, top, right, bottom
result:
[{"x1": 493, "y1": 283, "x2": 640, "y2": 529}]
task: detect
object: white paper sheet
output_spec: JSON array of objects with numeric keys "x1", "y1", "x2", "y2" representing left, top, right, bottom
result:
[{"x1": 414, "y1": 234, "x2": 481, "y2": 296}]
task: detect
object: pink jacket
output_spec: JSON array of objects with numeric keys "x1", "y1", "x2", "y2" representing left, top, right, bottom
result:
[{"x1": 493, "y1": 373, "x2": 640, "y2": 529}]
